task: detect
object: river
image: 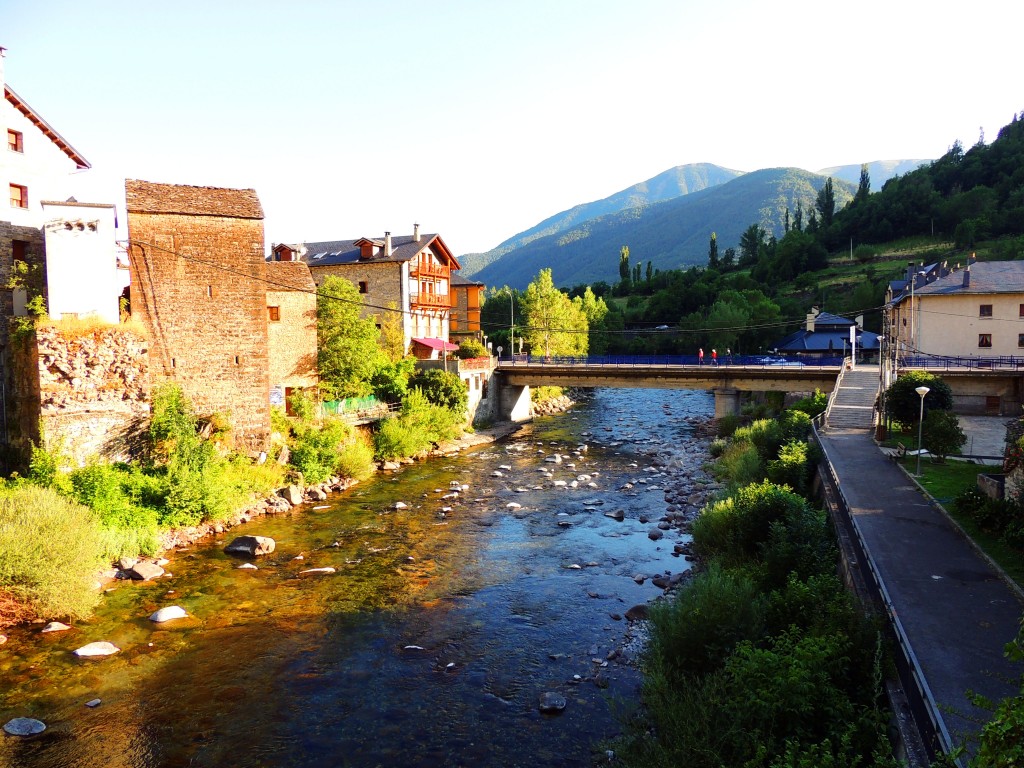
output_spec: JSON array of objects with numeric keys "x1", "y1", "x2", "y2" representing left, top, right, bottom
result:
[{"x1": 0, "y1": 388, "x2": 714, "y2": 768}]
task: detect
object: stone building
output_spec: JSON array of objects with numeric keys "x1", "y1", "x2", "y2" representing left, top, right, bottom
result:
[
  {"x1": 271, "y1": 225, "x2": 460, "y2": 358},
  {"x1": 265, "y1": 260, "x2": 318, "y2": 411},
  {"x1": 125, "y1": 180, "x2": 270, "y2": 452}
]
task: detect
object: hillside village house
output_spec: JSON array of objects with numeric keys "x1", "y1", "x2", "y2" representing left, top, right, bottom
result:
[
  {"x1": 773, "y1": 308, "x2": 880, "y2": 361},
  {"x1": 449, "y1": 272, "x2": 485, "y2": 346},
  {"x1": 271, "y1": 225, "x2": 460, "y2": 359},
  {"x1": 887, "y1": 257, "x2": 1024, "y2": 359},
  {"x1": 265, "y1": 260, "x2": 318, "y2": 411}
]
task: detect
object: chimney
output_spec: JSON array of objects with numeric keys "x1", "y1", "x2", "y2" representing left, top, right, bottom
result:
[
  {"x1": 806, "y1": 306, "x2": 819, "y2": 332},
  {"x1": 413, "y1": 223, "x2": 421, "y2": 242},
  {"x1": 963, "y1": 265, "x2": 971, "y2": 288},
  {"x1": 384, "y1": 232, "x2": 392, "y2": 257}
]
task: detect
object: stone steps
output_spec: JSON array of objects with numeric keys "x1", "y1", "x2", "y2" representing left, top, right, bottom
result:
[{"x1": 826, "y1": 367, "x2": 879, "y2": 431}]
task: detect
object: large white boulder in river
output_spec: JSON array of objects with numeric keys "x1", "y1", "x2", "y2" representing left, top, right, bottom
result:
[
  {"x1": 150, "y1": 606, "x2": 188, "y2": 623},
  {"x1": 74, "y1": 641, "x2": 120, "y2": 657},
  {"x1": 224, "y1": 535, "x2": 276, "y2": 557}
]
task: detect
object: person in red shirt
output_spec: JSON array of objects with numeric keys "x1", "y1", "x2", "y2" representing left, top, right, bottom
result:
[
  {"x1": 711, "y1": 349, "x2": 718, "y2": 365},
  {"x1": 698, "y1": 348, "x2": 704, "y2": 365}
]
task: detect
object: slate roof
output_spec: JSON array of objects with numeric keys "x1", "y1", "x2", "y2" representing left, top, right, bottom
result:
[
  {"x1": 808, "y1": 311, "x2": 855, "y2": 328},
  {"x1": 265, "y1": 261, "x2": 316, "y2": 292},
  {"x1": 915, "y1": 261, "x2": 1024, "y2": 296},
  {"x1": 775, "y1": 327, "x2": 880, "y2": 352},
  {"x1": 125, "y1": 180, "x2": 264, "y2": 219},
  {"x1": 451, "y1": 273, "x2": 484, "y2": 287},
  {"x1": 300, "y1": 233, "x2": 460, "y2": 270}
]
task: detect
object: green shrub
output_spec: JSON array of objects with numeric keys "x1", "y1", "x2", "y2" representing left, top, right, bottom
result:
[
  {"x1": 69, "y1": 462, "x2": 160, "y2": 558},
  {"x1": 713, "y1": 440, "x2": 764, "y2": 487},
  {"x1": 335, "y1": 433, "x2": 375, "y2": 481},
  {"x1": 788, "y1": 389, "x2": 829, "y2": 418},
  {"x1": 646, "y1": 564, "x2": 764, "y2": 682},
  {"x1": 27, "y1": 441, "x2": 73, "y2": 496},
  {"x1": 373, "y1": 416, "x2": 423, "y2": 460},
  {"x1": 457, "y1": 339, "x2": 488, "y2": 359},
  {"x1": 291, "y1": 419, "x2": 353, "y2": 484},
  {"x1": 884, "y1": 371, "x2": 953, "y2": 428},
  {"x1": 0, "y1": 485, "x2": 106, "y2": 619},
  {"x1": 407, "y1": 368, "x2": 468, "y2": 414},
  {"x1": 716, "y1": 413, "x2": 740, "y2": 438},
  {"x1": 758, "y1": 506, "x2": 837, "y2": 589},
  {"x1": 921, "y1": 409, "x2": 966, "y2": 462},
  {"x1": 734, "y1": 419, "x2": 785, "y2": 463},
  {"x1": 766, "y1": 440, "x2": 817, "y2": 495},
  {"x1": 709, "y1": 438, "x2": 728, "y2": 458}
]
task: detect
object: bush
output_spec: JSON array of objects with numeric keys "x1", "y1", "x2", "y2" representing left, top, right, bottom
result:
[
  {"x1": 335, "y1": 432, "x2": 375, "y2": 481},
  {"x1": 291, "y1": 419, "x2": 353, "y2": 484},
  {"x1": 646, "y1": 564, "x2": 764, "y2": 682},
  {"x1": 709, "y1": 438, "x2": 728, "y2": 458},
  {"x1": 884, "y1": 371, "x2": 953, "y2": 428},
  {"x1": 766, "y1": 440, "x2": 818, "y2": 495},
  {"x1": 734, "y1": 419, "x2": 785, "y2": 463},
  {"x1": 716, "y1": 413, "x2": 740, "y2": 438},
  {"x1": 712, "y1": 440, "x2": 764, "y2": 488},
  {"x1": 789, "y1": 389, "x2": 829, "y2": 418},
  {"x1": 921, "y1": 409, "x2": 966, "y2": 462},
  {"x1": 372, "y1": 389, "x2": 462, "y2": 460},
  {"x1": 407, "y1": 368, "x2": 468, "y2": 414},
  {"x1": 69, "y1": 462, "x2": 160, "y2": 558},
  {"x1": 457, "y1": 339, "x2": 488, "y2": 359},
  {"x1": 758, "y1": 506, "x2": 837, "y2": 589},
  {"x1": 0, "y1": 485, "x2": 106, "y2": 620}
]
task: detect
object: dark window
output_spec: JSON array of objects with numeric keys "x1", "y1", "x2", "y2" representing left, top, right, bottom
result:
[
  {"x1": 9, "y1": 183, "x2": 27, "y2": 209},
  {"x1": 979, "y1": 334, "x2": 993, "y2": 348},
  {"x1": 980, "y1": 304, "x2": 993, "y2": 317},
  {"x1": 7, "y1": 130, "x2": 22, "y2": 153},
  {"x1": 1019, "y1": 303, "x2": 1024, "y2": 318},
  {"x1": 268, "y1": 306, "x2": 280, "y2": 322},
  {"x1": 12, "y1": 240, "x2": 28, "y2": 263},
  {"x1": 358, "y1": 281, "x2": 368, "y2": 294},
  {"x1": 234, "y1": 355, "x2": 241, "y2": 365},
  {"x1": 1018, "y1": 334, "x2": 1024, "y2": 348}
]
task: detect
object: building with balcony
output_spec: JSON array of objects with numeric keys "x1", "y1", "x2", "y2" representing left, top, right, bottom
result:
[
  {"x1": 271, "y1": 224, "x2": 461, "y2": 359},
  {"x1": 450, "y1": 272, "x2": 484, "y2": 345}
]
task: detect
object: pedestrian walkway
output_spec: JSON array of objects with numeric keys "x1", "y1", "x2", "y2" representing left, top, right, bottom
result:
[{"x1": 817, "y1": 428, "x2": 1023, "y2": 759}]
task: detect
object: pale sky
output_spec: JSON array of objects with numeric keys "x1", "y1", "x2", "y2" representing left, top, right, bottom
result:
[{"x1": 4, "y1": 0, "x2": 1020, "y2": 255}]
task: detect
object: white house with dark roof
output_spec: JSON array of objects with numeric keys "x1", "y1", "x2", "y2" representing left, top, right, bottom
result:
[
  {"x1": 271, "y1": 225, "x2": 461, "y2": 359},
  {"x1": 889, "y1": 258, "x2": 1024, "y2": 358},
  {"x1": 773, "y1": 308, "x2": 879, "y2": 359}
]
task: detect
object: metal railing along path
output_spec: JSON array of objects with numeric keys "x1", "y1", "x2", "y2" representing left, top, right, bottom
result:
[{"x1": 496, "y1": 353, "x2": 846, "y2": 368}]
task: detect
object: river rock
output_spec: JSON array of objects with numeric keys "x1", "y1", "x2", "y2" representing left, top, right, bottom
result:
[
  {"x1": 85, "y1": 699, "x2": 102, "y2": 708},
  {"x1": 3, "y1": 717, "x2": 46, "y2": 736},
  {"x1": 393, "y1": 501, "x2": 409, "y2": 510},
  {"x1": 538, "y1": 692, "x2": 566, "y2": 713},
  {"x1": 605, "y1": 509, "x2": 625, "y2": 521},
  {"x1": 647, "y1": 528, "x2": 664, "y2": 541},
  {"x1": 129, "y1": 561, "x2": 165, "y2": 581},
  {"x1": 381, "y1": 461, "x2": 401, "y2": 471},
  {"x1": 41, "y1": 621, "x2": 71, "y2": 633},
  {"x1": 237, "y1": 562, "x2": 259, "y2": 570},
  {"x1": 280, "y1": 484, "x2": 304, "y2": 506},
  {"x1": 300, "y1": 567, "x2": 336, "y2": 575},
  {"x1": 624, "y1": 604, "x2": 650, "y2": 622},
  {"x1": 224, "y1": 535, "x2": 276, "y2": 557},
  {"x1": 150, "y1": 606, "x2": 188, "y2": 623},
  {"x1": 74, "y1": 641, "x2": 120, "y2": 657}
]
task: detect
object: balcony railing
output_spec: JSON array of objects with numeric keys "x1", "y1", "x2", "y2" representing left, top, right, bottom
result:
[
  {"x1": 410, "y1": 292, "x2": 451, "y2": 309},
  {"x1": 410, "y1": 262, "x2": 449, "y2": 279}
]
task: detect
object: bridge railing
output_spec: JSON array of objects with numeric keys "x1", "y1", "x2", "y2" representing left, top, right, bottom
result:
[
  {"x1": 498, "y1": 353, "x2": 845, "y2": 367},
  {"x1": 901, "y1": 354, "x2": 1024, "y2": 370}
]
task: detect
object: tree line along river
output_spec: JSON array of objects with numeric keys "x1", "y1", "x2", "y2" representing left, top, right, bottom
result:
[{"x1": 0, "y1": 388, "x2": 715, "y2": 768}]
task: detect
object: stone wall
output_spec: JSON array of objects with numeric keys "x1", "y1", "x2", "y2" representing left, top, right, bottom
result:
[
  {"x1": 10, "y1": 324, "x2": 150, "y2": 465},
  {"x1": 0, "y1": 221, "x2": 45, "y2": 344},
  {"x1": 126, "y1": 182, "x2": 270, "y2": 453}
]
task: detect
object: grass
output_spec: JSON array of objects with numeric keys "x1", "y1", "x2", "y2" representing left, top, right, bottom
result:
[{"x1": 894, "y1": 455, "x2": 1024, "y2": 589}]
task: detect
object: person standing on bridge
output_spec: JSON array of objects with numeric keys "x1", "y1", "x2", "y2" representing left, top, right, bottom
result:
[
  {"x1": 711, "y1": 349, "x2": 718, "y2": 365},
  {"x1": 698, "y1": 348, "x2": 704, "y2": 365}
]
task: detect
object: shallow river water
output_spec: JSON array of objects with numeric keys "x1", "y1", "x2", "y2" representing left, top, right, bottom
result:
[{"x1": 0, "y1": 388, "x2": 713, "y2": 768}]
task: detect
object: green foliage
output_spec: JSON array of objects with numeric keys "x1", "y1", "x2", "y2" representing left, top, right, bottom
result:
[
  {"x1": 520, "y1": 268, "x2": 588, "y2": 357},
  {"x1": 291, "y1": 418, "x2": 356, "y2": 484},
  {"x1": 712, "y1": 440, "x2": 764, "y2": 488},
  {"x1": 335, "y1": 433, "x2": 376, "y2": 481},
  {"x1": 369, "y1": 357, "x2": 416, "y2": 404},
  {"x1": 766, "y1": 439, "x2": 814, "y2": 495},
  {"x1": 317, "y1": 274, "x2": 383, "y2": 399},
  {"x1": 646, "y1": 564, "x2": 764, "y2": 682},
  {"x1": 372, "y1": 389, "x2": 462, "y2": 460},
  {"x1": 407, "y1": 368, "x2": 468, "y2": 414},
  {"x1": 709, "y1": 438, "x2": 728, "y2": 458},
  {"x1": 0, "y1": 485, "x2": 106, "y2": 620},
  {"x1": 69, "y1": 462, "x2": 160, "y2": 556},
  {"x1": 28, "y1": 441, "x2": 73, "y2": 496},
  {"x1": 789, "y1": 389, "x2": 829, "y2": 418},
  {"x1": 456, "y1": 339, "x2": 488, "y2": 359},
  {"x1": 758, "y1": 505, "x2": 836, "y2": 590},
  {"x1": 716, "y1": 413, "x2": 741, "y2": 438},
  {"x1": 921, "y1": 409, "x2": 966, "y2": 462},
  {"x1": 885, "y1": 371, "x2": 954, "y2": 427},
  {"x1": 972, "y1": 620, "x2": 1024, "y2": 768}
]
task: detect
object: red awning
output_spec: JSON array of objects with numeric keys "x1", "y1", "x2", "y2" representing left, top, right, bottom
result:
[{"x1": 411, "y1": 337, "x2": 459, "y2": 352}]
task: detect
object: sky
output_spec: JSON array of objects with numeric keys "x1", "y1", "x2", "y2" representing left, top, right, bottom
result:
[{"x1": 3, "y1": 0, "x2": 1021, "y2": 256}]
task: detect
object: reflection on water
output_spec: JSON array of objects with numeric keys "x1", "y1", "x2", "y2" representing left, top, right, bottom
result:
[{"x1": 0, "y1": 389, "x2": 712, "y2": 767}]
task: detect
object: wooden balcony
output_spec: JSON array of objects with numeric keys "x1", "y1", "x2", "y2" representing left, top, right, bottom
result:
[
  {"x1": 411, "y1": 292, "x2": 451, "y2": 309},
  {"x1": 410, "y1": 262, "x2": 449, "y2": 279}
]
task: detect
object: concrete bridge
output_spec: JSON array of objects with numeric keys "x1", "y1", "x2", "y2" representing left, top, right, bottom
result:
[{"x1": 494, "y1": 356, "x2": 844, "y2": 419}]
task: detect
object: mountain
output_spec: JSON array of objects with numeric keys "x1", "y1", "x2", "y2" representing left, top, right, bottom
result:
[
  {"x1": 471, "y1": 168, "x2": 857, "y2": 289},
  {"x1": 817, "y1": 159, "x2": 929, "y2": 188},
  {"x1": 458, "y1": 162, "x2": 744, "y2": 277}
]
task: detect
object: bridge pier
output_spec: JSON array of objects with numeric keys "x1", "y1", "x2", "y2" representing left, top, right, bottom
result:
[
  {"x1": 497, "y1": 377, "x2": 532, "y2": 422},
  {"x1": 713, "y1": 387, "x2": 741, "y2": 418}
]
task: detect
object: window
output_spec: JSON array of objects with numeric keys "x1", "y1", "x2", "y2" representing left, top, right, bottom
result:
[
  {"x1": 1019, "y1": 303, "x2": 1024, "y2": 318},
  {"x1": 12, "y1": 240, "x2": 28, "y2": 264},
  {"x1": 9, "y1": 184, "x2": 27, "y2": 209},
  {"x1": 268, "y1": 306, "x2": 280, "y2": 322},
  {"x1": 234, "y1": 355, "x2": 241, "y2": 365},
  {"x1": 8, "y1": 130, "x2": 23, "y2": 153},
  {"x1": 358, "y1": 281, "x2": 368, "y2": 294},
  {"x1": 1018, "y1": 333, "x2": 1024, "y2": 348},
  {"x1": 979, "y1": 334, "x2": 992, "y2": 348},
  {"x1": 979, "y1": 304, "x2": 993, "y2": 317},
  {"x1": 207, "y1": 285, "x2": 214, "y2": 298}
]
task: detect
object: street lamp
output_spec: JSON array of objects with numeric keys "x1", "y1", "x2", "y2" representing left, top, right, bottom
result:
[
  {"x1": 915, "y1": 385, "x2": 930, "y2": 476},
  {"x1": 503, "y1": 287, "x2": 515, "y2": 362}
]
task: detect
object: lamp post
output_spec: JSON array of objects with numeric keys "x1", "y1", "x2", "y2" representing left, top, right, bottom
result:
[
  {"x1": 504, "y1": 287, "x2": 515, "y2": 362},
  {"x1": 915, "y1": 385, "x2": 930, "y2": 476}
]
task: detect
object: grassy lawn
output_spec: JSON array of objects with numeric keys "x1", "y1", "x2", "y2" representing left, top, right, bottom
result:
[{"x1": 895, "y1": 455, "x2": 1024, "y2": 589}]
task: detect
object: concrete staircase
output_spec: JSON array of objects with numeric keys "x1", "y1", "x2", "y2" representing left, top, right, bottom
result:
[{"x1": 825, "y1": 365, "x2": 879, "y2": 431}]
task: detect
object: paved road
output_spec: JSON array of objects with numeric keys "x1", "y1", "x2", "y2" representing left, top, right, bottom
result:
[{"x1": 819, "y1": 429, "x2": 1023, "y2": 755}]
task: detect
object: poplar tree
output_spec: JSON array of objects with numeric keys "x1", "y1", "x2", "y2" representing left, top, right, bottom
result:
[{"x1": 520, "y1": 268, "x2": 588, "y2": 358}]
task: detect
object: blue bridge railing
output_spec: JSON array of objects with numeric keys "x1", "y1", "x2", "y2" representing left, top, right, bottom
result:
[
  {"x1": 497, "y1": 353, "x2": 846, "y2": 367},
  {"x1": 901, "y1": 355, "x2": 1024, "y2": 370}
]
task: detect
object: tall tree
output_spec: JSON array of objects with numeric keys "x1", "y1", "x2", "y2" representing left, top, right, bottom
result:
[
  {"x1": 377, "y1": 301, "x2": 407, "y2": 361},
  {"x1": 815, "y1": 177, "x2": 836, "y2": 227},
  {"x1": 618, "y1": 246, "x2": 630, "y2": 281},
  {"x1": 738, "y1": 223, "x2": 765, "y2": 266},
  {"x1": 646, "y1": 261, "x2": 653, "y2": 283},
  {"x1": 575, "y1": 286, "x2": 610, "y2": 355},
  {"x1": 708, "y1": 232, "x2": 720, "y2": 270},
  {"x1": 793, "y1": 201, "x2": 804, "y2": 232},
  {"x1": 520, "y1": 268, "x2": 588, "y2": 358},
  {"x1": 855, "y1": 163, "x2": 871, "y2": 204},
  {"x1": 317, "y1": 275, "x2": 383, "y2": 399}
]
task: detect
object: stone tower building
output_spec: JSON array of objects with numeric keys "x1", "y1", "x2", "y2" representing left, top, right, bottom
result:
[{"x1": 125, "y1": 180, "x2": 270, "y2": 451}]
